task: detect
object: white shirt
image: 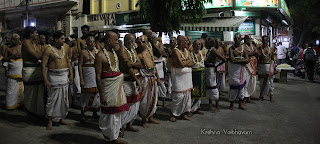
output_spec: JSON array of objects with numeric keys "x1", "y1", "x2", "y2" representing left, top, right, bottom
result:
[
  {"x1": 303, "y1": 47, "x2": 317, "y2": 55},
  {"x1": 277, "y1": 45, "x2": 287, "y2": 59}
]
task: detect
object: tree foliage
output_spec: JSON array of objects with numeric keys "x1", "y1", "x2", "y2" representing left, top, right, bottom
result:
[
  {"x1": 286, "y1": 0, "x2": 320, "y2": 45},
  {"x1": 136, "y1": 0, "x2": 211, "y2": 33}
]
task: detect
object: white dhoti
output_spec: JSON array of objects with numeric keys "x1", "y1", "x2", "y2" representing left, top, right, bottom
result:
[
  {"x1": 245, "y1": 56, "x2": 257, "y2": 97},
  {"x1": 258, "y1": 62, "x2": 275, "y2": 97},
  {"x1": 216, "y1": 61, "x2": 226, "y2": 91},
  {"x1": 228, "y1": 62, "x2": 247, "y2": 101},
  {"x1": 206, "y1": 66, "x2": 219, "y2": 100},
  {"x1": 171, "y1": 67, "x2": 193, "y2": 116},
  {"x1": 73, "y1": 61, "x2": 81, "y2": 94},
  {"x1": 139, "y1": 69, "x2": 158, "y2": 119},
  {"x1": 80, "y1": 66, "x2": 100, "y2": 109},
  {"x1": 155, "y1": 58, "x2": 167, "y2": 99},
  {"x1": 99, "y1": 72, "x2": 128, "y2": 141},
  {"x1": 23, "y1": 62, "x2": 45, "y2": 115},
  {"x1": 6, "y1": 59, "x2": 24, "y2": 109},
  {"x1": 121, "y1": 77, "x2": 142, "y2": 125},
  {"x1": 46, "y1": 68, "x2": 69, "y2": 121}
]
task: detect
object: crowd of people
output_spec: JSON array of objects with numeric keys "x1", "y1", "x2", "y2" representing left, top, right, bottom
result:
[{"x1": 1, "y1": 25, "x2": 279, "y2": 144}]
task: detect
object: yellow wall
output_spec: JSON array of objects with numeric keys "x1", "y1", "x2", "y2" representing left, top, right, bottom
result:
[{"x1": 90, "y1": 0, "x2": 139, "y2": 14}]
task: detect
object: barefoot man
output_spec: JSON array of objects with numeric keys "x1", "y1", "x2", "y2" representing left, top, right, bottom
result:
[
  {"x1": 136, "y1": 35, "x2": 161, "y2": 128},
  {"x1": 118, "y1": 34, "x2": 142, "y2": 134},
  {"x1": 22, "y1": 26, "x2": 46, "y2": 116},
  {"x1": 42, "y1": 31, "x2": 73, "y2": 130},
  {"x1": 189, "y1": 39, "x2": 206, "y2": 116},
  {"x1": 4, "y1": 33, "x2": 24, "y2": 109},
  {"x1": 78, "y1": 35, "x2": 100, "y2": 121},
  {"x1": 243, "y1": 35, "x2": 259, "y2": 103},
  {"x1": 205, "y1": 38, "x2": 226, "y2": 112},
  {"x1": 228, "y1": 33, "x2": 250, "y2": 110},
  {"x1": 215, "y1": 38, "x2": 227, "y2": 94},
  {"x1": 95, "y1": 31, "x2": 129, "y2": 144},
  {"x1": 169, "y1": 36, "x2": 194, "y2": 122},
  {"x1": 257, "y1": 36, "x2": 275, "y2": 102}
]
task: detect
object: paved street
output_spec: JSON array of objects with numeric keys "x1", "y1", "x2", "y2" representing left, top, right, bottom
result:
[{"x1": 0, "y1": 66, "x2": 320, "y2": 144}]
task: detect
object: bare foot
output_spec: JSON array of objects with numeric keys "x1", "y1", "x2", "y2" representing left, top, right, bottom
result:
[
  {"x1": 246, "y1": 98, "x2": 256, "y2": 104},
  {"x1": 60, "y1": 119, "x2": 70, "y2": 126},
  {"x1": 269, "y1": 96, "x2": 275, "y2": 103},
  {"x1": 181, "y1": 114, "x2": 191, "y2": 121},
  {"x1": 258, "y1": 97, "x2": 264, "y2": 101},
  {"x1": 229, "y1": 106, "x2": 236, "y2": 111},
  {"x1": 239, "y1": 105, "x2": 247, "y2": 110},
  {"x1": 194, "y1": 110, "x2": 204, "y2": 115},
  {"x1": 210, "y1": 108, "x2": 220, "y2": 113},
  {"x1": 112, "y1": 139, "x2": 128, "y2": 144},
  {"x1": 46, "y1": 120, "x2": 52, "y2": 130},
  {"x1": 80, "y1": 116, "x2": 86, "y2": 122},
  {"x1": 169, "y1": 116, "x2": 176, "y2": 122},
  {"x1": 126, "y1": 124, "x2": 139, "y2": 132},
  {"x1": 142, "y1": 122, "x2": 149, "y2": 128},
  {"x1": 148, "y1": 117, "x2": 161, "y2": 124},
  {"x1": 119, "y1": 128, "x2": 124, "y2": 138},
  {"x1": 187, "y1": 112, "x2": 193, "y2": 117}
]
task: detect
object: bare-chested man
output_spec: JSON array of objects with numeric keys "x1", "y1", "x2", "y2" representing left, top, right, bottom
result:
[
  {"x1": 187, "y1": 36, "x2": 193, "y2": 51},
  {"x1": 38, "y1": 34, "x2": 47, "y2": 54},
  {"x1": 169, "y1": 36, "x2": 194, "y2": 122},
  {"x1": 78, "y1": 35, "x2": 100, "y2": 122},
  {"x1": 188, "y1": 39, "x2": 206, "y2": 117},
  {"x1": 257, "y1": 36, "x2": 275, "y2": 102},
  {"x1": 243, "y1": 35, "x2": 260, "y2": 104},
  {"x1": 96, "y1": 32, "x2": 105, "y2": 50},
  {"x1": 4, "y1": 33, "x2": 24, "y2": 109},
  {"x1": 118, "y1": 33, "x2": 142, "y2": 135},
  {"x1": 228, "y1": 33, "x2": 250, "y2": 110},
  {"x1": 42, "y1": 31, "x2": 73, "y2": 130},
  {"x1": 95, "y1": 31, "x2": 129, "y2": 144},
  {"x1": 22, "y1": 26, "x2": 46, "y2": 116},
  {"x1": 215, "y1": 38, "x2": 227, "y2": 96},
  {"x1": 78, "y1": 25, "x2": 90, "y2": 50},
  {"x1": 205, "y1": 38, "x2": 226, "y2": 112},
  {"x1": 136, "y1": 35, "x2": 161, "y2": 128}
]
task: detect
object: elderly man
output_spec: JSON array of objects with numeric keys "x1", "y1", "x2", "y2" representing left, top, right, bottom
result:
[
  {"x1": 22, "y1": 26, "x2": 46, "y2": 116},
  {"x1": 189, "y1": 39, "x2": 206, "y2": 116},
  {"x1": 228, "y1": 33, "x2": 250, "y2": 110},
  {"x1": 170, "y1": 36, "x2": 194, "y2": 122},
  {"x1": 118, "y1": 33, "x2": 142, "y2": 134},
  {"x1": 42, "y1": 31, "x2": 73, "y2": 130},
  {"x1": 136, "y1": 35, "x2": 162, "y2": 128},
  {"x1": 258, "y1": 36, "x2": 275, "y2": 102},
  {"x1": 205, "y1": 38, "x2": 226, "y2": 112},
  {"x1": 78, "y1": 35, "x2": 100, "y2": 122},
  {"x1": 243, "y1": 35, "x2": 259, "y2": 103},
  {"x1": 4, "y1": 33, "x2": 24, "y2": 109},
  {"x1": 95, "y1": 31, "x2": 129, "y2": 144}
]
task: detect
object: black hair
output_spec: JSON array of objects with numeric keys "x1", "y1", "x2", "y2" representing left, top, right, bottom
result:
[
  {"x1": 205, "y1": 37, "x2": 215, "y2": 48},
  {"x1": 201, "y1": 33, "x2": 208, "y2": 39},
  {"x1": 24, "y1": 26, "x2": 37, "y2": 38},
  {"x1": 309, "y1": 43, "x2": 314, "y2": 48},
  {"x1": 52, "y1": 31, "x2": 65, "y2": 41},
  {"x1": 81, "y1": 25, "x2": 89, "y2": 31},
  {"x1": 70, "y1": 34, "x2": 77, "y2": 39}
]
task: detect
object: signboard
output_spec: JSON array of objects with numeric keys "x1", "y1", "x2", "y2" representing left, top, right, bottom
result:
[
  {"x1": 204, "y1": 0, "x2": 232, "y2": 9},
  {"x1": 116, "y1": 12, "x2": 147, "y2": 26},
  {"x1": 281, "y1": 0, "x2": 290, "y2": 17},
  {"x1": 237, "y1": 22, "x2": 254, "y2": 35},
  {"x1": 236, "y1": 0, "x2": 278, "y2": 7},
  {"x1": 87, "y1": 13, "x2": 116, "y2": 26}
]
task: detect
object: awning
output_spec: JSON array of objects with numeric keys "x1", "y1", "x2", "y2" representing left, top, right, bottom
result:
[{"x1": 182, "y1": 16, "x2": 248, "y2": 32}]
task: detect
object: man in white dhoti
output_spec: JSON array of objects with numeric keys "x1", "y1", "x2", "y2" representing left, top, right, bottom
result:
[
  {"x1": 166, "y1": 37, "x2": 177, "y2": 99},
  {"x1": 243, "y1": 35, "x2": 259, "y2": 104},
  {"x1": 95, "y1": 31, "x2": 129, "y2": 144},
  {"x1": 136, "y1": 35, "x2": 162, "y2": 128},
  {"x1": 205, "y1": 38, "x2": 226, "y2": 113},
  {"x1": 228, "y1": 33, "x2": 250, "y2": 110},
  {"x1": 169, "y1": 36, "x2": 194, "y2": 122},
  {"x1": 4, "y1": 33, "x2": 24, "y2": 109},
  {"x1": 118, "y1": 34, "x2": 143, "y2": 135},
  {"x1": 258, "y1": 36, "x2": 276, "y2": 102},
  {"x1": 215, "y1": 38, "x2": 226, "y2": 93},
  {"x1": 42, "y1": 31, "x2": 73, "y2": 130},
  {"x1": 22, "y1": 26, "x2": 46, "y2": 116},
  {"x1": 79, "y1": 35, "x2": 100, "y2": 122}
]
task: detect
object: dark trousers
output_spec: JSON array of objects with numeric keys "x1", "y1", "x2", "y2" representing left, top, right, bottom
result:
[{"x1": 305, "y1": 61, "x2": 315, "y2": 81}]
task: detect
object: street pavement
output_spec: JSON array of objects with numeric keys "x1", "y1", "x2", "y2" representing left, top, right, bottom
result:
[{"x1": 0, "y1": 66, "x2": 320, "y2": 144}]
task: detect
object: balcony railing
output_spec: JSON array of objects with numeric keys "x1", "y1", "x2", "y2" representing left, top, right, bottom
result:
[{"x1": 0, "y1": 0, "x2": 78, "y2": 10}]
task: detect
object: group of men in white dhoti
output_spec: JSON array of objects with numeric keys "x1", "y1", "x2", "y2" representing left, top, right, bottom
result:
[{"x1": 2, "y1": 25, "x2": 278, "y2": 144}]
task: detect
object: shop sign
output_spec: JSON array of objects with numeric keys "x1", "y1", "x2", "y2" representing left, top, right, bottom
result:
[
  {"x1": 115, "y1": 12, "x2": 147, "y2": 26},
  {"x1": 87, "y1": 13, "x2": 116, "y2": 26},
  {"x1": 204, "y1": 0, "x2": 232, "y2": 9},
  {"x1": 281, "y1": 0, "x2": 290, "y2": 17},
  {"x1": 236, "y1": 0, "x2": 278, "y2": 8},
  {"x1": 237, "y1": 22, "x2": 254, "y2": 35}
]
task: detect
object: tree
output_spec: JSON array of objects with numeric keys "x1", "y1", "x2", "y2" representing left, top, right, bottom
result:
[
  {"x1": 286, "y1": 0, "x2": 320, "y2": 46},
  {"x1": 136, "y1": 0, "x2": 210, "y2": 35}
]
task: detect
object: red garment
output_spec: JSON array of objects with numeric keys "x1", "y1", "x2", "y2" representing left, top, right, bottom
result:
[{"x1": 313, "y1": 46, "x2": 320, "y2": 55}]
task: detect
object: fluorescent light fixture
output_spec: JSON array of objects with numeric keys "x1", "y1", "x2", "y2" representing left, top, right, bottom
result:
[
  {"x1": 30, "y1": 22, "x2": 36, "y2": 27},
  {"x1": 316, "y1": 40, "x2": 319, "y2": 45}
]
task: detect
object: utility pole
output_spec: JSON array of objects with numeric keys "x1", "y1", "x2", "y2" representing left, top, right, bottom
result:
[{"x1": 26, "y1": 0, "x2": 31, "y2": 26}]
